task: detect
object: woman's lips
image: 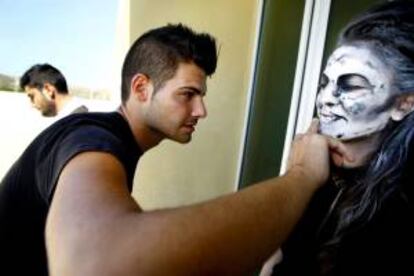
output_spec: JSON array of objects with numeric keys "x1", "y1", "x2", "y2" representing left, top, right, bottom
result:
[{"x1": 319, "y1": 112, "x2": 347, "y2": 123}]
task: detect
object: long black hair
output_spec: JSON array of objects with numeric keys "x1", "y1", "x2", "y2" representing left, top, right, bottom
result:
[{"x1": 318, "y1": 1, "x2": 414, "y2": 274}]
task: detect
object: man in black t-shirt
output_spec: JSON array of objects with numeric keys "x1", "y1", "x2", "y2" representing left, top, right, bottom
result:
[
  {"x1": 0, "y1": 24, "x2": 348, "y2": 276},
  {"x1": 0, "y1": 112, "x2": 140, "y2": 275}
]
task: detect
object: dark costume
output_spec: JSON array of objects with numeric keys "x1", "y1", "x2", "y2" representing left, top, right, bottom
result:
[
  {"x1": 272, "y1": 1, "x2": 414, "y2": 274},
  {"x1": 0, "y1": 112, "x2": 142, "y2": 275},
  {"x1": 272, "y1": 164, "x2": 414, "y2": 275}
]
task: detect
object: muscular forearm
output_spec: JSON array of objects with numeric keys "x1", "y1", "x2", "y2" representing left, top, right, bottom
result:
[
  {"x1": 47, "y1": 152, "x2": 323, "y2": 276},
  {"x1": 105, "y1": 169, "x2": 318, "y2": 275}
]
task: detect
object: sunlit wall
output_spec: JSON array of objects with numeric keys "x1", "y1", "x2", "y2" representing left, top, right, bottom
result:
[{"x1": 125, "y1": 0, "x2": 261, "y2": 209}]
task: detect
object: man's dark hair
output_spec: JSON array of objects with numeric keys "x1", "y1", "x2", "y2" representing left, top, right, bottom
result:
[
  {"x1": 20, "y1": 63, "x2": 68, "y2": 94},
  {"x1": 20, "y1": 63, "x2": 69, "y2": 94},
  {"x1": 121, "y1": 23, "x2": 218, "y2": 104}
]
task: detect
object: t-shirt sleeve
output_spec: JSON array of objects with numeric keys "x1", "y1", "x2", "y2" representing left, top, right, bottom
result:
[{"x1": 35, "y1": 125, "x2": 130, "y2": 204}]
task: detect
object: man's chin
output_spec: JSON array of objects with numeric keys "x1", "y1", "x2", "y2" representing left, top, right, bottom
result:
[
  {"x1": 172, "y1": 134, "x2": 192, "y2": 144},
  {"x1": 41, "y1": 107, "x2": 56, "y2": 117},
  {"x1": 42, "y1": 110, "x2": 55, "y2": 117}
]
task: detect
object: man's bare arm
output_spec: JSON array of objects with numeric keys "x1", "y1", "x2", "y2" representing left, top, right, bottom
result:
[{"x1": 46, "y1": 121, "x2": 342, "y2": 276}]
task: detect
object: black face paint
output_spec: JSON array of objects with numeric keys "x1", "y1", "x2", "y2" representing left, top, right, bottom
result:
[
  {"x1": 337, "y1": 74, "x2": 375, "y2": 93},
  {"x1": 347, "y1": 102, "x2": 366, "y2": 115}
]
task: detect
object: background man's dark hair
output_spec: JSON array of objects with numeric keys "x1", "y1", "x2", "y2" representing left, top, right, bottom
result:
[
  {"x1": 20, "y1": 63, "x2": 69, "y2": 94},
  {"x1": 121, "y1": 23, "x2": 218, "y2": 104}
]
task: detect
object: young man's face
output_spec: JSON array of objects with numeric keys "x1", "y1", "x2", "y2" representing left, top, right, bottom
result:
[
  {"x1": 316, "y1": 45, "x2": 394, "y2": 140},
  {"x1": 24, "y1": 85, "x2": 56, "y2": 117},
  {"x1": 144, "y1": 62, "x2": 208, "y2": 143}
]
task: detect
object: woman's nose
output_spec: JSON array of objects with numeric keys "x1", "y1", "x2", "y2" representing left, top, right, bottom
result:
[{"x1": 317, "y1": 84, "x2": 339, "y2": 109}]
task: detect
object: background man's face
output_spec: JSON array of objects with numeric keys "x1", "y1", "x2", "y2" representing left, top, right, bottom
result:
[
  {"x1": 24, "y1": 86, "x2": 56, "y2": 116},
  {"x1": 316, "y1": 45, "x2": 394, "y2": 140}
]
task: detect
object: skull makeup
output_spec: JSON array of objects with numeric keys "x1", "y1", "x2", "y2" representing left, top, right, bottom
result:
[{"x1": 316, "y1": 45, "x2": 394, "y2": 140}]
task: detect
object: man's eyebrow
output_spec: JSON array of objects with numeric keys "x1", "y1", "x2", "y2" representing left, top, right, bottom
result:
[{"x1": 180, "y1": 86, "x2": 206, "y2": 96}]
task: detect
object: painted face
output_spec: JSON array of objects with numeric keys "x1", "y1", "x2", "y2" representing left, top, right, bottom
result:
[
  {"x1": 24, "y1": 86, "x2": 56, "y2": 116},
  {"x1": 144, "y1": 62, "x2": 208, "y2": 143},
  {"x1": 316, "y1": 45, "x2": 394, "y2": 140}
]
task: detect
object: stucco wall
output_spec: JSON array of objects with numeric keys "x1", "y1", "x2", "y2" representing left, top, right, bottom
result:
[{"x1": 127, "y1": 0, "x2": 260, "y2": 209}]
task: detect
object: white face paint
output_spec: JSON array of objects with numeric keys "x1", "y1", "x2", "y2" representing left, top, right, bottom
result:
[{"x1": 316, "y1": 45, "x2": 394, "y2": 140}]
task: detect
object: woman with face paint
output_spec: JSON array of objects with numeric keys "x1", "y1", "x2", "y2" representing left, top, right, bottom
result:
[{"x1": 264, "y1": 1, "x2": 414, "y2": 275}]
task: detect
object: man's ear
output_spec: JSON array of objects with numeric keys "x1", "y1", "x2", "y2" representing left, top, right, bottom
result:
[
  {"x1": 391, "y1": 93, "x2": 414, "y2": 121},
  {"x1": 130, "y1": 73, "x2": 153, "y2": 102},
  {"x1": 42, "y1": 83, "x2": 56, "y2": 100}
]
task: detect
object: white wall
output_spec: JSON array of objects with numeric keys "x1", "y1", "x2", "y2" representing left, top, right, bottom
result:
[
  {"x1": 0, "y1": 92, "x2": 50, "y2": 178},
  {"x1": 0, "y1": 92, "x2": 117, "y2": 179}
]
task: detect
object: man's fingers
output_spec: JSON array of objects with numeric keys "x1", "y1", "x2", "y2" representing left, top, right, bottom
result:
[
  {"x1": 327, "y1": 138, "x2": 354, "y2": 162},
  {"x1": 306, "y1": 118, "x2": 319, "y2": 134},
  {"x1": 331, "y1": 152, "x2": 344, "y2": 167},
  {"x1": 294, "y1": 133, "x2": 305, "y2": 141}
]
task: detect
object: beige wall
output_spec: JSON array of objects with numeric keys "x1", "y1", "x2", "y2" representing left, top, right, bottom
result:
[{"x1": 127, "y1": 0, "x2": 260, "y2": 209}]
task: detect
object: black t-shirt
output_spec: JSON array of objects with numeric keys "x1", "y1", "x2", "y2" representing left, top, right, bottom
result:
[{"x1": 0, "y1": 112, "x2": 141, "y2": 275}]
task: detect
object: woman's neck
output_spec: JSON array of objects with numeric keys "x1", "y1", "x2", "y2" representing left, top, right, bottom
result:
[{"x1": 337, "y1": 132, "x2": 384, "y2": 169}]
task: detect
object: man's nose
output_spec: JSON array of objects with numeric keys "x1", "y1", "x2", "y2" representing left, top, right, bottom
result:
[{"x1": 192, "y1": 96, "x2": 207, "y2": 118}]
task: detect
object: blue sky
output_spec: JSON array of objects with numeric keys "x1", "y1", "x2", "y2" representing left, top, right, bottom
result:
[{"x1": 0, "y1": 0, "x2": 119, "y2": 89}]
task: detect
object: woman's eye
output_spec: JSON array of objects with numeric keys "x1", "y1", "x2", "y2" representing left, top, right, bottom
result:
[
  {"x1": 318, "y1": 74, "x2": 329, "y2": 89},
  {"x1": 337, "y1": 74, "x2": 372, "y2": 93},
  {"x1": 337, "y1": 83, "x2": 364, "y2": 92}
]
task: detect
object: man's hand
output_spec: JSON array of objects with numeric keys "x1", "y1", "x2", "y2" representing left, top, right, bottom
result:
[
  {"x1": 286, "y1": 119, "x2": 353, "y2": 188},
  {"x1": 326, "y1": 136, "x2": 353, "y2": 168}
]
